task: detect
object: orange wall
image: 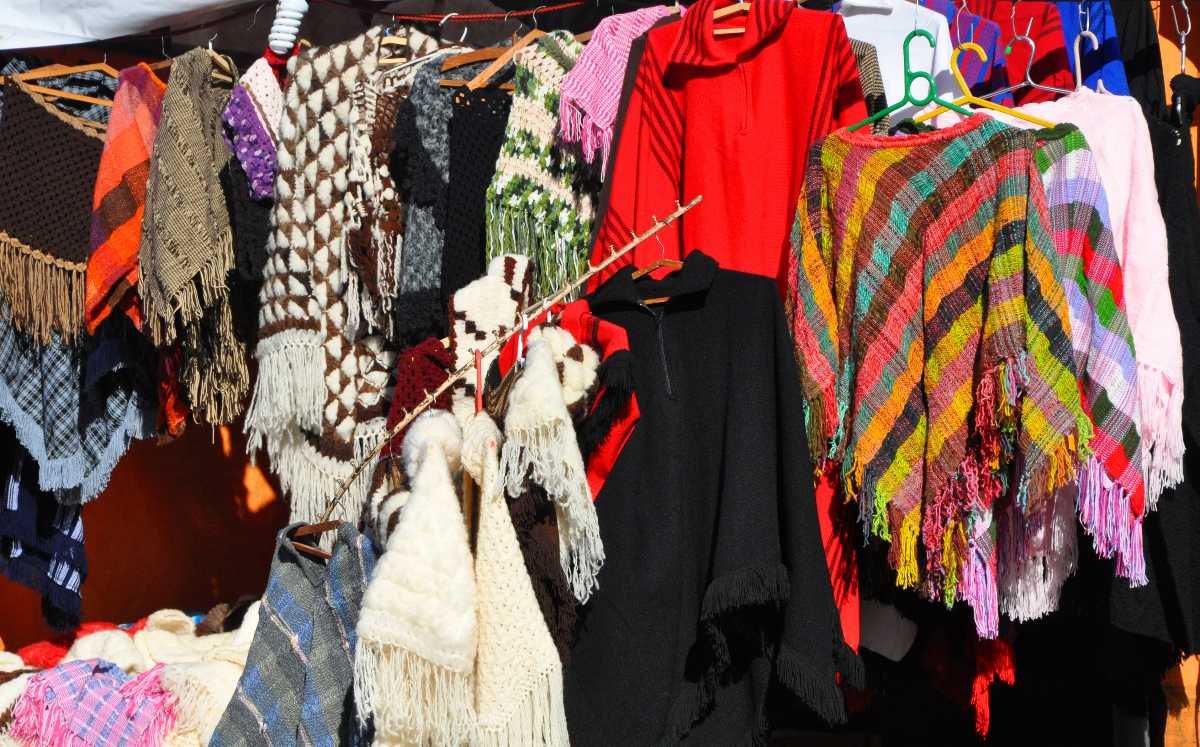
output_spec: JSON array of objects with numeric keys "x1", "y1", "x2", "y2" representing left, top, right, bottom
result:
[{"x1": 0, "y1": 425, "x2": 286, "y2": 650}]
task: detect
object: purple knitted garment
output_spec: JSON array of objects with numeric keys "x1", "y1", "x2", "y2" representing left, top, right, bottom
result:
[
  {"x1": 558, "y1": 5, "x2": 675, "y2": 171},
  {"x1": 221, "y1": 58, "x2": 282, "y2": 200}
]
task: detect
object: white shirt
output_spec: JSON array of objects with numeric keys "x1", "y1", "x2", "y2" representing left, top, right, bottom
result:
[{"x1": 839, "y1": 0, "x2": 963, "y2": 122}]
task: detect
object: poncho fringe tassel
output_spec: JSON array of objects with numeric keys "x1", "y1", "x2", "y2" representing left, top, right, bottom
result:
[
  {"x1": 1138, "y1": 367, "x2": 1186, "y2": 509},
  {"x1": 353, "y1": 640, "x2": 477, "y2": 746},
  {"x1": 501, "y1": 418, "x2": 604, "y2": 604},
  {"x1": 474, "y1": 665, "x2": 569, "y2": 747},
  {"x1": 0, "y1": 233, "x2": 85, "y2": 346}
]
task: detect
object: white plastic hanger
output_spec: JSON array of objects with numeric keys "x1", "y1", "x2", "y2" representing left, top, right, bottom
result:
[
  {"x1": 268, "y1": 0, "x2": 308, "y2": 55},
  {"x1": 1072, "y1": 2, "x2": 1109, "y2": 94}
]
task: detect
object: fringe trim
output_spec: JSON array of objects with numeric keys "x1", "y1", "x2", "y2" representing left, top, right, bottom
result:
[
  {"x1": 180, "y1": 302, "x2": 249, "y2": 426},
  {"x1": 896, "y1": 507, "x2": 922, "y2": 589},
  {"x1": 475, "y1": 663, "x2": 570, "y2": 747},
  {"x1": 1137, "y1": 364, "x2": 1186, "y2": 510},
  {"x1": 501, "y1": 419, "x2": 604, "y2": 603},
  {"x1": 143, "y1": 227, "x2": 236, "y2": 348},
  {"x1": 9, "y1": 666, "x2": 178, "y2": 747},
  {"x1": 958, "y1": 540, "x2": 999, "y2": 639},
  {"x1": 243, "y1": 329, "x2": 325, "y2": 448},
  {"x1": 699, "y1": 563, "x2": 790, "y2": 620},
  {"x1": 557, "y1": 99, "x2": 612, "y2": 171},
  {"x1": 998, "y1": 494, "x2": 1079, "y2": 623},
  {"x1": 485, "y1": 200, "x2": 589, "y2": 300},
  {"x1": 0, "y1": 232, "x2": 86, "y2": 346},
  {"x1": 774, "y1": 643, "x2": 848, "y2": 726},
  {"x1": 163, "y1": 674, "x2": 225, "y2": 744},
  {"x1": 353, "y1": 639, "x2": 477, "y2": 746},
  {"x1": 265, "y1": 434, "x2": 368, "y2": 532},
  {"x1": 1076, "y1": 456, "x2": 1147, "y2": 586},
  {"x1": 0, "y1": 359, "x2": 153, "y2": 501}
]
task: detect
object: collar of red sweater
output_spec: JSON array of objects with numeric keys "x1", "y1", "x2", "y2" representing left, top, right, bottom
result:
[{"x1": 666, "y1": 0, "x2": 794, "y2": 70}]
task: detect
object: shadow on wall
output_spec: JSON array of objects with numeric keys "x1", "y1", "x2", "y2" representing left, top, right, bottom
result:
[{"x1": 0, "y1": 424, "x2": 287, "y2": 650}]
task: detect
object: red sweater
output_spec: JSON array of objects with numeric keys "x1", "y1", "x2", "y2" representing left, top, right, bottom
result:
[
  {"x1": 975, "y1": 0, "x2": 1072, "y2": 104},
  {"x1": 588, "y1": 0, "x2": 867, "y2": 291}
]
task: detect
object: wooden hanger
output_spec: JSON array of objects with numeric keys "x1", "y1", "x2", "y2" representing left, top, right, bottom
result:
[
  {"x1": 16, "y1": 61, "x2": 120, "y2": 81},
  {"x1": 7, "y1": 63, "x2": 116, "y2": 107},
  {"x1": 632, "y1": 225, "x2": 684, "y2": 304},
  {"x1": 713, "y1": 1, "x2": 751, "y2": 37},
  {"x1": 466, "y1": 28, "x2": 544, "y2": 90},
  {"x1": 441, "y1": 46, "x2": 509, "y2": 71},
  {"x1": 913, "y1": 42, "x2": 1054, "y2": 128},
  {"x1": 290, "y1": 520, "x2": 338, "y2": 560}
]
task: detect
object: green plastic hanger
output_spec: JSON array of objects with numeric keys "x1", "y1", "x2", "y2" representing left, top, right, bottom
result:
[{"x1": 848, "y1": 28, "x2": 972, "y2": 132}]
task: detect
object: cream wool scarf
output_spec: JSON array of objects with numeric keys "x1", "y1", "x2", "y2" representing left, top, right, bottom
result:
[
  {"x1": 355, "y1": 410, "x2": 477, "y2": 745},
  {"x1": 466, "y1": 411, "x2": 570, "y2": 747},
  {"x1": 502, "y1": 339, "x2": 603, "y2": 603}
]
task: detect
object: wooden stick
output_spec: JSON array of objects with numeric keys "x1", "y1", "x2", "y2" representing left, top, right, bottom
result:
[{"x1": 316, "y1": 194, "x2": 702, "y2": 523}]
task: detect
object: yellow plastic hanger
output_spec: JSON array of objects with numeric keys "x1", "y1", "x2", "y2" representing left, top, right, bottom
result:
[{"x1": 913, "y1": 42, "x2": 1054, "y2": 128}]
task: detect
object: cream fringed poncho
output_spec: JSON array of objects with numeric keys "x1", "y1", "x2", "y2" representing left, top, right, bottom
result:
[
  {"x1": 467, "y1": 411, "x2": 570, "y2": 747},
  {"x1": 355, "y1": 410, "x2": 477, "y2": 745}
]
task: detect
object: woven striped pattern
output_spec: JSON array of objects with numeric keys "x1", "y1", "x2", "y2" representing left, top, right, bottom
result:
[
  {"x1": 486, "y1": 31, "x2": 595, "y2": 300},
  {"x1": 789, "y1": 115, "x2": 1090, "y2": 621},
  {"x1": 1033, "y1": 126, "x2": 1146, "y2": 584}
]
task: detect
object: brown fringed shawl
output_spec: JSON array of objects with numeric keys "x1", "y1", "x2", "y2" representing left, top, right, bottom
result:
[
  {"x1": 0, "y1": 80, "x2": 104, "y2": 345},
  {"x1": 139, "y1": 49, "x2": 248, "y2": 424}
]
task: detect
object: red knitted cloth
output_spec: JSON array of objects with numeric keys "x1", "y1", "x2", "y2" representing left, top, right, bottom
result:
[{"x1": 381, "y1": 338, "x2": 454, "y2": 458}]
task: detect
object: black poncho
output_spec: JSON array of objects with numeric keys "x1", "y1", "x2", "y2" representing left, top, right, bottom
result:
[{"x1": 564, "y1": 251, "x2": 859, "y2": 744}]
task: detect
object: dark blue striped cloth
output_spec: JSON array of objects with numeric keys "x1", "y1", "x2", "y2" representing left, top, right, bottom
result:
[
  {"x1": 211, "y1": 522, "x2": 377, "y2": 746},
  {"x1": 0, "y1": 431, "x2": 87, "y2": 630}
]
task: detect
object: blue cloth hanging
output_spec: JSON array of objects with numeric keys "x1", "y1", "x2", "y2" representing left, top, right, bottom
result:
[{"x1": 1056, "y1": 1, "x2": 1130, "y2": 95}]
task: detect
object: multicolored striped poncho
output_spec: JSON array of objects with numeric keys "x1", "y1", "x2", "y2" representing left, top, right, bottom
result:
[{"x1": 788, "y1": 114, "x2": 1092, "y2": 634}]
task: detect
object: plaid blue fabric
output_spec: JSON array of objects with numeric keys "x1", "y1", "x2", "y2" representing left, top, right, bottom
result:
[
  {"x1": 212, "y1": 523, "x2": 378, "y2": 746},
  {"x1": 0, "y1": 316, "x2": 155, "y2": 503},
  {"x1": 0, "y1": 56, "x2": 117, "y2": 124},
  {"x1": 0, "y1": 430, "x2": 86, "y2": 630}
]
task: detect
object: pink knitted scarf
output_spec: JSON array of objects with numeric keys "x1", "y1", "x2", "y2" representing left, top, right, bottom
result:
[{"x1": 558, "y1": 5, "x2": 676, "y2": 171}]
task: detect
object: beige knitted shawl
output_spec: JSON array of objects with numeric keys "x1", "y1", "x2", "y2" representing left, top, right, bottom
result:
[{"x1": 139, "y1": 48, "x2": 248, "y2": 423}]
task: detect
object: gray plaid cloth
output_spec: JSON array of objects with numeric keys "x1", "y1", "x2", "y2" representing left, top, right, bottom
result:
[
  {"x1": 0, "y1": 56, "x2": 117, "y2": 124},
  {"x1": 0, "y1": 318, "x2": 154, "y2": 503},
  {"x1": 211, "y1": 522, "x2": 378, "y2": 746}
]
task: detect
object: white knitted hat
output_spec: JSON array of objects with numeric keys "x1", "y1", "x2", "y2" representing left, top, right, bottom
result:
[
  {"x1": 355, "y1": 410, "x2": 477, "y2": 745},
  {"x1": 466, "y1": 411, "x2": 570, "y2": 746}
]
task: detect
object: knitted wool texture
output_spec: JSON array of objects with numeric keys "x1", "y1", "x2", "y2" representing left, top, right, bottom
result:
[
  {"x1": 449, "y1": 254, "x2": 535, "y2": 427},
  {"x1": 444, "y1": 88, "x2": 512, "y2": 313},
  {"x1": 345, "y1": 35, "x2": 453, "y2": 336},
  {"x1": 140, "y1": 48, "x2": 248, "y2": 425},
  {"x1": 466, "y1": 411, "x2": 571, "y2": 747},
  {"x1": 558, "y1": 6, "x2": 676, "y2": 171},
  {"x1": 501, "y1": 339, "x2": 604, "y2": 603},
  {"x1": 392, "y1": 52, "x2": 483, "y2": 345},
  {"x1": 789, "y1": 115, "x2": 1091, "y2": 629},
  {"x1": 849, "y1": 39, "x2": 889, "y2": 135},
  {"x1": 0, "y1": 80, "x2": 104, "y2": 345},
  {"x1": 221, "y1": 58, "x2": 283, "y2": 201},
  {"x1": 248, "y1": 28, "x2": 400, "y2": 528},
  {"x1": 212, "y1": 523, "x2": 376, "y2": 746},
  {"x1": 354, "y1": 410, "x2": 477, "y2": 746},
  {"x1": 86, "y1": 64, "x2": 166, "y2": 334},
  {"x1": 486, "y1": 32, "x2": 596, "y2": 300},
  {"x1": 1032, "y1": 126, "x2": 1147, "y2": 586}
]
